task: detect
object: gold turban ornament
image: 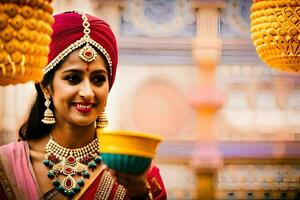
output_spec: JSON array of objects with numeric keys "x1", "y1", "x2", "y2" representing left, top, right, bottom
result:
[
  {"x1": 251, "y1": 0, "x2": 300, "y2": 72},
  {"x1": 0, "y1": 0, "x2": 54, "y2": 86}
]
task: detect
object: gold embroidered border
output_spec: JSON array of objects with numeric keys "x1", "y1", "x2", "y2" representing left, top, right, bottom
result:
[
  {"x1": 74, "y1": 164, "x2": 106, "y2": 200},
  {"x1": 93, "y1": 171, "x2": 114, "y2": 200},
  {"x1": 43, "y1": 37, "x2": 113, "y2": 77},
  {"x1": 113, "y1": 184, "x2": 126, "y2": 200},
  {"x1": 0, "y1": 162, "x2": 16, "y2": 200}
]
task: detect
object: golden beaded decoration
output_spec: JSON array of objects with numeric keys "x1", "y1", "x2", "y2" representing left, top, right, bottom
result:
[
  {"x1": 251, "y1": 0, "x2": 300, "y2": 72},
  {"x1": 0, "y1": 0, "x2": 54, "y2": 85}
]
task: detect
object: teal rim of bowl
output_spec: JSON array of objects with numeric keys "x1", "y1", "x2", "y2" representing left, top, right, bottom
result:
[{"x1": 101, "y1": 153, "x2": 152, "y2": 174}]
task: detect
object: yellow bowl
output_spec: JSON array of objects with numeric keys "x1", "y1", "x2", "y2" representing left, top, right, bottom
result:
[
  {"x1": 97, "y1": 129, "x2": 162, "y2": 174},
  {"x1": 97, "y1": 129, "x2": 162, "y2": 158}
]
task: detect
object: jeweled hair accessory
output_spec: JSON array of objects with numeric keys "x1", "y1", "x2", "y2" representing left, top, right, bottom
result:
[
  {"x1": 78, "y1": 13, "x2": 97, "y2": 62},
  {"x1": 43, "y1": 11, "x2": 112, "y2": 77}
]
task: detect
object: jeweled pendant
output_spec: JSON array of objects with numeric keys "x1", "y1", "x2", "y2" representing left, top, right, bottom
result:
[
  {"x1": 74, "y1": 185, "x2": 81, "y2": 193},
  {"x1": 78, "y1": 178, "x2": 84, "y2": 186},
  {"x1": 79, "y1": 44, "x2": 97, "y2": 62},
  {"x1": 63, "y1": 166, "x2": 75, "y2": 176},
  {"x1": 43, "y1": 159, "x2": 50, "y2": 166},
  {"x1": 62, "y1": 175, "x2": 76, "y2": 191},
  {"x1": 65, "y1": 155, "x2": 76, "y2": 166},
  {"x1": 94, "y1": 155, "x2": 102, "y2": 164},
  {"x1": 52, "y1": 162, "x2": 63, "y2": 173},
  {"x1": 47, "y1": 170, "x2": 55, "y2": 179},
  {"x1": 74, "y1": 162, "x2": 87, "y2": 173},
  {"x1": 57, "y1": 185, "x2": 64, "y2": 192},
  {"x1": 88, "y1": 160, "x2": 96, "y2": 169},
  {"x1": 82, "y1": 170, "x2": 90, "y2": 178},
  {"x1": 53, "y1": 179, "x2": 61, "y2": 187},
  {"x1": 64, "y1": 189, "x2": 76, "y2": 197}
]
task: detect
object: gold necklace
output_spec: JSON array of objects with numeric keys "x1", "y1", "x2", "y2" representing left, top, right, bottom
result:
[{"x1": 43, "y1": 135, "x2": 101, "y2": 197}]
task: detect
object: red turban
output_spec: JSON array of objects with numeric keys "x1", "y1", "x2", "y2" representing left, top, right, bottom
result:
[{"x1": 44, "y1": 12, "x2": 118, "y2": 89}]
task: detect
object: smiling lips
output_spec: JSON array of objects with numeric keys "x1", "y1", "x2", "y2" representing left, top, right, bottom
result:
[{"x1": 74, "y1": 102, "x2": 94, "y2": 113}]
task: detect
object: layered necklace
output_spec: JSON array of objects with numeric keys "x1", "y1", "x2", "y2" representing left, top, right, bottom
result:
[{"x1": 43, "y1": 135, "x2": 102, "y2": 197}]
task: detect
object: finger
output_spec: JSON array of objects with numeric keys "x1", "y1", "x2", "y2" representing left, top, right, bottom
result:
[
  {"x1": 108, "y1": 169, "x2": 116, "y2": 176},
  {"x1": 116, "y1": 176, "x2": 129, "y2": 186},
  {"x1": 102, "y1": 164, "x2": 108, "y2": 169}
]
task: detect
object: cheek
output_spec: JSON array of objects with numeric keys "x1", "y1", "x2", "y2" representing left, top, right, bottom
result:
[
  {"x1": 97, "y1": 88, "x2": 109, "y2": 106},
  {"x1": 99, "y1": 92, "x2": 108, "y2": 105},
  {"x1": 51, "y1": 85, "x2": 76, "y2": 106}
]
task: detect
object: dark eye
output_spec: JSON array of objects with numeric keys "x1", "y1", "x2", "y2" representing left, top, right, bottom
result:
[
  {"x1": 91, "y1": 75, "x2": 106, "y2": 86},
  {"x1": 65, "y1": 74, "x2": 81, "y2": 85}
]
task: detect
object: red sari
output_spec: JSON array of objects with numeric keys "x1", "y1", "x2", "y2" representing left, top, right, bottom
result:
[
  {"x1": 81, "y1": 165, "x2": 167, "y2": 200},
  {"x1": 0, "y1": 141, "x2": 167, "y2": 200}
]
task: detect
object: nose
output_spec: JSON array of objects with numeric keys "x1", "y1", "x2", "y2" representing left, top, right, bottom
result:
[{"x1": 79, "y1": 79, "x2": 94, "y2": 100}]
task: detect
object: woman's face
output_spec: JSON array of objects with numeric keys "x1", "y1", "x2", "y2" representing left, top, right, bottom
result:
[{"x1": 44, "y1": 49, "x2": 109, "y2": 127}]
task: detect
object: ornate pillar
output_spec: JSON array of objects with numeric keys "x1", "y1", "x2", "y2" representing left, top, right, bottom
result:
[
  {"x1": 0, "y1": 83, "x2": 35, "y2": 145},
  {"x1": 0, "y1": 86, "x2": 16, "y2": 145},
  {"x1": 91, "y1": 0, "x2": 127, "y2": 38},
  {"x1": 190, "y1": 1, "x2": 225, "y2": 199}
]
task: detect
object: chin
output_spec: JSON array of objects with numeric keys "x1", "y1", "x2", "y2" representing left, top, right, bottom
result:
[{"x1": 73, "y1": 120, "x2": 95, "y2": 127}]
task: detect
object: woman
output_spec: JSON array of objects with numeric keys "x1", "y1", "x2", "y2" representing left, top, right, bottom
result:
[{"x1": 0, "y1": 11, "x2": 167, "y2": 200}]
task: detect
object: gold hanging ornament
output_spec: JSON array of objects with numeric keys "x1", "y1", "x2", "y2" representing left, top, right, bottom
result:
[
  {"x1": 0, "y1": 0, "x2": 54, "y2": 86},
  {"x1": 251, "y1": 0, "x2": 300, "y2": 72},
  {"x1": 96, "y1": 111, "x2": 109, "y2": 129}
]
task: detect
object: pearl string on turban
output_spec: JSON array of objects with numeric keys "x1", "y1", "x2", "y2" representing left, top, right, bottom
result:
[{"x1": 43, "y1": 11, "x2": 118, "y2": 89}]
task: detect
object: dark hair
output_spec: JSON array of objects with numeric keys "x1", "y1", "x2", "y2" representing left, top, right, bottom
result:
[{"x1": 18, "y1": 68, "x2": 56, "y2": 140}]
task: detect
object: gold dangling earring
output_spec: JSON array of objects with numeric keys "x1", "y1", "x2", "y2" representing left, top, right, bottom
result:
[
  {"x1": 96, "y1": 111, "x2": 108, "y2": 129},
  {"x1": 41, "y1": 96, "x2": 55, "y2": 124}
]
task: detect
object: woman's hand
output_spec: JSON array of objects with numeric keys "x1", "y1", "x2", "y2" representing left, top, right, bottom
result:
[{"x1": 108, "y1": 168, "x2": 150, "y2": 199}]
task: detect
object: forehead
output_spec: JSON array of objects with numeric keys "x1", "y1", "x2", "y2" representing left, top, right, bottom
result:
[{"x1": 57, "y1": 49, "x2": 108, "y2": 72}]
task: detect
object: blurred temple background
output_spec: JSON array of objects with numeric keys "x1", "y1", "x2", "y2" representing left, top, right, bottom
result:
[{"x1": 1, "y1": 0, "x2": 300, "y2": 199}]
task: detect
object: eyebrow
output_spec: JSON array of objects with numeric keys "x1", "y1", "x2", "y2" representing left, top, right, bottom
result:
[{"x1": 61, "y1": 69, "x2": 108, "y2": 74}]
